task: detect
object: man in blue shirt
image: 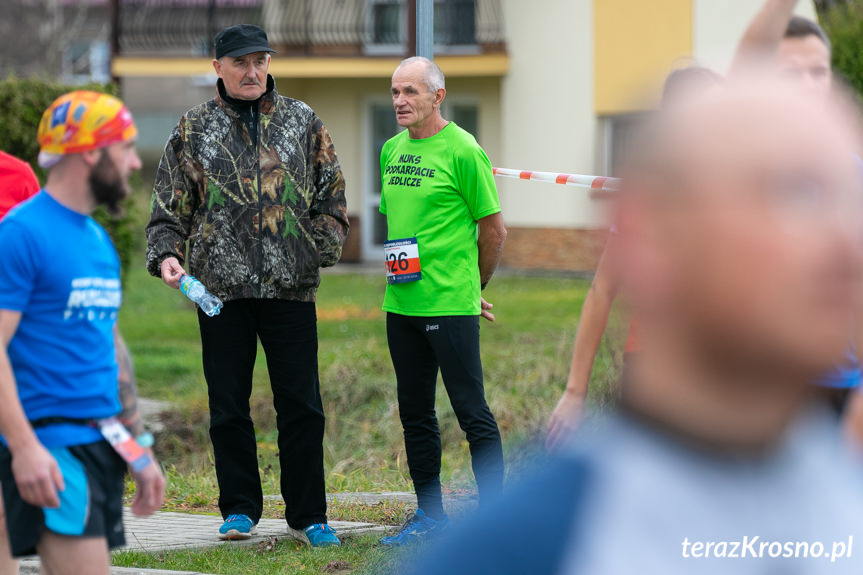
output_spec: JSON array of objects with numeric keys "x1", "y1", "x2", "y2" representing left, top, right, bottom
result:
[{"x1": 0, "y1": 91, "x2": 165, "y2": 574}]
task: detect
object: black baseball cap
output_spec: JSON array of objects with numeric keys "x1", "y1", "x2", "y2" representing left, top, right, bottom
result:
[{"x1": 214, "y1": 24, "x2": 277, "y2": 59}]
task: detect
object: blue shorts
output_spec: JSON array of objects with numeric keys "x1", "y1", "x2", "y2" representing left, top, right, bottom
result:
[{"x1": 0, "y1": 440, "x2": 126, "y2": 557}]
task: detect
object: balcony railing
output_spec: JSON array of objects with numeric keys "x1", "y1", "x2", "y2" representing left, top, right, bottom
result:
[{"x1": 115, "y1": 0, "x2": 505, "y2": 57}]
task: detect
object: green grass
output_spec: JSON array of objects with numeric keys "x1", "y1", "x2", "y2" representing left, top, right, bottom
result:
[
  {"x1": 113, "y1": 534, "x2": 416, "y2": 575},
  {"x1": 114, "y1": 185, "x2": 623, "y2": 572},
  {"x1": 120, "y1": 267, "x2": 622, "y2": 492},
  {"x1": 134, "y1": 466, "x2": 413, "y2": 525}
]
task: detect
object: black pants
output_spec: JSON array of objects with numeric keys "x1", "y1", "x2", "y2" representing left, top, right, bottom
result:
[
  {"x1": 0, "y1": 440, "x2": 126, "y2": 557},
  {"x1": 386, "y1": 313, "x2": 504, "y2": 519},
  {"x1": 198, "y1": 299, "x2": 326, "y2": 528}
]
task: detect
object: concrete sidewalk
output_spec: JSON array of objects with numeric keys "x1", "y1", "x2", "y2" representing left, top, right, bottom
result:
[
  {"x1": 118, "y1": 508, "x2": 386, "y2": 553},
  {"x1": 19, "y1": 506, "x2": 388, "y2": 574},
  {"x1": 17, "y1": 492, "x2": 477, "y2": 573},
  {"x1": 21, "y1": 563, "x2": 211, "y2": 575}
]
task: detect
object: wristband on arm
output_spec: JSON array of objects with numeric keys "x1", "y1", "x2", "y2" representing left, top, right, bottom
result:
[{"x1": 136, "y1": 432, "x2": 155, "y2": 448}]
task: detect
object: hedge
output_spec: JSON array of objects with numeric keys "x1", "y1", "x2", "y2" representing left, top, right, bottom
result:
[
  {"x1": 0, "y1": 75, "x2": 137, "y2": 281},
  {"x1": 822, "y1": 2, "x2": 863, "y2": 98}
]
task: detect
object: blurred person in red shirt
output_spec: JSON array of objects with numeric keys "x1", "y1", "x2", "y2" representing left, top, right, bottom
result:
[{"x1": 0, "y1": 151, "x2": 39, "y2": 221}]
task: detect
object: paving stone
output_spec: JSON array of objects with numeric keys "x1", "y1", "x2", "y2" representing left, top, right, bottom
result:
[
  {"x1": 138, "y1": 398, "x2": 172, "y2": 433},
  {"x1": 17, "y1": 492, "x2": 419, "y2": 573},
  {"x1": 19, "y1": 506, "x2": 388, "y2": 574},
  {"x1": 19, "y1": 559, "x2": 212, "y2": 575},
  {"x1": 120, "y1": 508, "x2": 386, "y2": 553},
  {"x1": 266, "y1": 491, "x2": 479, "y2": 515}
]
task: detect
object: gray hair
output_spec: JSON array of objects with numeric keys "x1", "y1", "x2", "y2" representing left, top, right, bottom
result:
[{"x1": 396, "y1": 56, "x2": 446, "y2": 92}]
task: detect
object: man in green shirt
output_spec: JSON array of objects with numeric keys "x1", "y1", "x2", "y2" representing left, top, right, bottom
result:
[{"x1": 379, "y1": 57, "x2": 508, "y2": 546}]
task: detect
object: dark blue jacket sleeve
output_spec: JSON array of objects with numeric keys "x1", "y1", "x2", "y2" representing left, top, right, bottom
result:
[{"x1": 405, "y1": 455, "x2": 593, "y2": 575}]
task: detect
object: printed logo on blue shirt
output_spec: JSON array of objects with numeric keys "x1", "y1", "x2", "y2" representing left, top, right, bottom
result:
[{"x1": 63, "y1": 277, "x2": 121, "y2": 321}]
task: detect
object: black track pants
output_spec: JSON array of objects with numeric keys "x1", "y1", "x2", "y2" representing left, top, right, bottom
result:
[
  {"x1": 386, "y1": 312, "x2": 504, "y2": 519},
  {"x1": 198, "y1": 299, "x2": 327, "y2": 529}
]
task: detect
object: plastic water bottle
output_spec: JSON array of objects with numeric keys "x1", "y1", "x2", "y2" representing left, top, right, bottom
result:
[{"x1": 179, "y1": 275, "x2": 223, "y2": 317}]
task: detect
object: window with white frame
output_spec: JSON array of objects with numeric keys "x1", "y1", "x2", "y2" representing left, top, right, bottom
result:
[
  {"x1": 62, "y1": 40, "x2": 110, "y2": 85},
  {"x1": 448, "y1": 102, "x2": 479, "y2": 139},
  {"x1": 364, "y1": 102, "x2": 401, "y2": 256},
  {"x1": 434, "y1": 0, "x2": 477, "y2": 49},
  {"x1": 365, "y1": 0, "x2": 479, "y2": 55},
  {"x1": 601, "y1": 114, "x2": 646, "y2": 177},
  {"x1": 366, "y1": 0, "x2": 404, "y2": 54}
]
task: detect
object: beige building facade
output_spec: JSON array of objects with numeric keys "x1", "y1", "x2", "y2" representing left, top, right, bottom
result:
[{"x1": 115, "y1": 0, "x2": 816, "y2": 270}]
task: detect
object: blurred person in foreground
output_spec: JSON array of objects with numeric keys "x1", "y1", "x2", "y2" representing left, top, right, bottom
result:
[
  {"x1": 408, "y1": 76, "x2": 863, "y2": 574},
  {"x1": 548, "y1": 0, "x2": 860, "y2": 448},
  {"x1": 546, "y1": 65, "x2": 721, "y2": 450},
  {"x1": 735, "y1": 0, "x2": 863, "y2": 444},
  {"x1": 0, "y1": 91, "x2": 165, "y2": 575}
]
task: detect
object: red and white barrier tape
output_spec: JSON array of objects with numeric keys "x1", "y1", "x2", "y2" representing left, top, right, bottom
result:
[{"x1": 492, "y1": 167, "x2": 620, "y2": 196}]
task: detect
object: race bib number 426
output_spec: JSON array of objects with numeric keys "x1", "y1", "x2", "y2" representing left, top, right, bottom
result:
[{"x1": 385, "y1": 237, "x2": 422, "y2": 284}]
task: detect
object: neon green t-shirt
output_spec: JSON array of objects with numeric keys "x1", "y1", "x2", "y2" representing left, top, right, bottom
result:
[{"x1": 380, "y1": 122, "x2": 501, "y2": 316}]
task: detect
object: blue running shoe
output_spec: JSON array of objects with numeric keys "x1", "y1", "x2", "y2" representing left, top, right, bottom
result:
[
  {"x1": 303, "y1": 523, "x2": 342, "y2": 547},
  {"x1": 380, "y1": 509, "x2": 449, "y2": 547},
  {"x1": 218, "y1": 514, "x2": 256, "y2": 540}
]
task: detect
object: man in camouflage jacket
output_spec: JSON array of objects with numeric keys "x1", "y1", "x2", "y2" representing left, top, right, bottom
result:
[{"x1": 145, "y1": 25, "x2": 348, "y2": 546}]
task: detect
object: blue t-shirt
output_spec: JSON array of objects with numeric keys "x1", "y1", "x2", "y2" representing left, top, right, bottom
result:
[
  {"x1": 408, "y1": 409, "x2": 863, "y2": 575},
  {"x1": 817, "y1": 345, "x2": 860, "y2": 389},
  {"x1": 0, "y1": 191, "x2": 121, "y2": 447},
  {"x1": 824, "y1": 158, "x2": 863, "y2": 389}
]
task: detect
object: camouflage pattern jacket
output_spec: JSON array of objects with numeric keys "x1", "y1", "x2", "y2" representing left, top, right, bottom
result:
[{"x1": 145, "y1": 76, "x2": 348, "y2": 303}]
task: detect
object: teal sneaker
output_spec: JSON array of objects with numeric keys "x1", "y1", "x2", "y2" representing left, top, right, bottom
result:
[
  {"x1": 218, "y1": 514, "x2": 256, "y2": 540},
  {"x1": 303, "y1": 523, "x2": 341, "y2": 547},
  {"x1": 380, "y1": 509, "x2": 449, "y2": 547}
]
